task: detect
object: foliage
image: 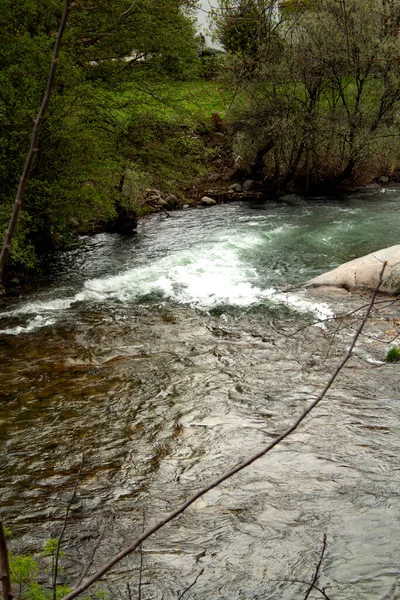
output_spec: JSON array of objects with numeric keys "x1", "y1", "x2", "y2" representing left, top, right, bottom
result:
[
  {"x1": 386, "y1": 346, "x2": 400, "y2": 362},
  {"x1": 0, "y1": 0, "x2": 203, "y2": 273},
  {"x1": 216, "y1": 0, "x2": 400, "y2": 191},
  {"x1": 7, "y1": 535, "x2": 110, "y2": 600},
  {"x1": 3, "y1": 525, "x2": 13, "y2": 539}
]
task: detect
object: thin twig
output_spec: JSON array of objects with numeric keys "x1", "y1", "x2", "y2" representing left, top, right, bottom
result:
[
  {"x1": 304, "y1": 534, "x2": 327, "y2": 600},
  {"x1": 138, "y1": 511, "x2": 145, "y2": 600},
  {"x1": 273, "y1": 578, "x2": 331, "y2": 600},
  {"x1": 60, "y1": 265, "x2": 387, "y2": 600},
  {"x1": 0, "y1": 522, "x2": 12, "y2": 600},
  {"x1": 177, "y1": 569, "x2": 204, "y2": 600},
  {"x1": 0, "y1": 0, "x2": 73, "y2": 282},
  {"x1": 53, "y1": 454, "x2": 85, "y2": 600},
  {"x1": 76, "y1": 523, "x2": 107, "y2": 587}
]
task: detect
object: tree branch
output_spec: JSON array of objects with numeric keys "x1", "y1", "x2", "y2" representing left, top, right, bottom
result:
[
  {"x1": 0, "y1": 522, "x2": 12, "y2": 600},
  {"x1": 60, "y1": 264, "x2": 387, "y2": 600},
  {"x1": 304, "y1": 534, "x2": 327, "y2": 600},
  {"x1": 0, "y1": 0, "x2": 73, "y2": 283},
  {"x1": 53, "y1": 454, "x2": 85, "y2": 600}
]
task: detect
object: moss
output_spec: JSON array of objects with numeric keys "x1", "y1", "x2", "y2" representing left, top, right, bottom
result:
[{"x1": 386, "y1": 346, "x2": 400, "y2": 363}]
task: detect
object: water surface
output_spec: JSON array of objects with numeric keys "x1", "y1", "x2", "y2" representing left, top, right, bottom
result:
[{"x1": 0, "y1": 189, "x2": 399, "y2": 599}]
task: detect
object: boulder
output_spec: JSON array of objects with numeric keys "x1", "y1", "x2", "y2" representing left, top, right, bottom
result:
[
  {"x1": 242, "y1": 179, "x2": 255, "y2": 192},
  {"x1": 201, "y1": 196, "x2": 217, "y2": 206},
  {"x1": 107, "y1": 207, "x2": 137, "y2": 234},
  {"x1": 379, "y1": 175, "x2": 390, "y2": 184},
  {"x1": 228, "y1": 183, "x2": 242, "y2": 193},
  {"x1": 165, "y1": 194, "x2": 179, "y2": 208},
  {"x1": 305, "y1": 245, "x2": 400, "y2": 294},
  {"x1": 207, "y1": 173, "x2": 221, "y2": 183},
  {"x1": 157, "y1": 199, "x2": 169, "y2": 207}
]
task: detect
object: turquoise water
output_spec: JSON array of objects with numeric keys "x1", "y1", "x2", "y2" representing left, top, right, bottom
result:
[{"x1": 0, "y1": 187, "x2": 399, "y2": 335}]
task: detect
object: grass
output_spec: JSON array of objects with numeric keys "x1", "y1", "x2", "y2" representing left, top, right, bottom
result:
[{"x1": 103, "y1": 79, "x2": 230, "y2": 127}]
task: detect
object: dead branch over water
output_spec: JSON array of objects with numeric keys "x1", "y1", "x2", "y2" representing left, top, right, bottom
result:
[{"x1": 59, "y1": 263, "x2": 388, "y2": 599}]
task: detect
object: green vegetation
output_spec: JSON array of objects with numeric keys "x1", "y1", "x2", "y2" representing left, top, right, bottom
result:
[
  {"x1": 6, "y1": 531, "x2": 108, "y2": 600},
  {"x1": 214, "y1": 0, "x2": 400, "y2": 192},
  {"x1": 386, "y1": 346, "x2": 400, "y2": 362},
  {"x1": 0, "y1": 0, "x2": 226, "y2": 275}
]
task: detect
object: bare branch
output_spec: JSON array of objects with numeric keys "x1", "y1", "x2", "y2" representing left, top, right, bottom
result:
[
  {"x1": 60, "y1": 264, "x2": 387, "y2": 600},
  {"x1": 0, "y1": 522, "x2": 12, "y2": 600},
  {"x1": 0, "y1": 0, "x2": 73, "y2": 282},
  {"x1": 126, "y1": 582, "x2": 132, "y2": 600},
  {"x1": 304, "y1": 534, "x2": 327, "y2": 600},
  {"x1": 76, "y1": 523, "x2": 107, "y2": 588},
  {"x1": 138, "y1": 511, "x2": 144, "y2": 600},
  {"x1": 274, "y1": 579, "x2": 331, "y2": 599},
  {"x1": 53, "y1": 454, "x2": 85, "y2": 600},
  {"x1": 177, "y1": 569, "x2": 204, "y2": 600}
]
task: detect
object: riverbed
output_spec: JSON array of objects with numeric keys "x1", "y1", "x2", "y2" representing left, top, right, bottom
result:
[{"x1": 1, "y1": 189, "x2": 399, "y2": 599}]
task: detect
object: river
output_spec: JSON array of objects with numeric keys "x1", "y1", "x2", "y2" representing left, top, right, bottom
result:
[{"x1": 1, "y1": 188, "x2": 399, "y2": 599}]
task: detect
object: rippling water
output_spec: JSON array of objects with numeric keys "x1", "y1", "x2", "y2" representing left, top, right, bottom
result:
[{"x1": 0, "y1": 190, "x2": 399, "y2": 599}]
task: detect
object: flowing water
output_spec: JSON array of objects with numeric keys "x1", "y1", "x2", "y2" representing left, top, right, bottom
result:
[{"x1": 1, "y1": 188, "x2": 399, "y2": 599}]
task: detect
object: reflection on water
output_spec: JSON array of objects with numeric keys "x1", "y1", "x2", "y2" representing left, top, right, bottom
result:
[{"x1": 0, "y1": 191, "x2": 400, "y2": 599}]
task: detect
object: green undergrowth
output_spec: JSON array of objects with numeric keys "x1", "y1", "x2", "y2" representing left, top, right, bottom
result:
[
  {"x1": 386, "y1": 346, "x2": 400, "y2": 363},
  {"x1": 107, "y1": 79, "x2": 229, "y2": 125},
  {"x1": 6, "y1": 530, "x2": 108, "y2": 600},
  {"x1": 100, "y1": 78, "x2": 230, "y2": 215}
]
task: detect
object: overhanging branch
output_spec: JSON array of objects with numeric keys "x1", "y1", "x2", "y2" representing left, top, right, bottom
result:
[{"x1": 60, "y1": 263, "x2": 388, "y2": 599}]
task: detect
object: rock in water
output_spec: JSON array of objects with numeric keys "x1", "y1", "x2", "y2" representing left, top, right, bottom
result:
[
  {"x1": 305, "y1": 245, "x2": 400, "y2": 294},
  {"x1": 201, "y1": 196, "x2": 217, "y2": 206}
]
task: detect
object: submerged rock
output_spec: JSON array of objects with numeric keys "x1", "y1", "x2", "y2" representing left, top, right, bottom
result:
[{"x1": 305, "y1": 245, "x2": 400, "y2": 294}]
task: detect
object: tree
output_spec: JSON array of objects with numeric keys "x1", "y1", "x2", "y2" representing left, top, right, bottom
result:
[
  {"x1": 216, "y1": 0, "x2": 400, "y2": 191},
  {"x1": 0, "y1": 0, "x2": 199, "y2": 276}
]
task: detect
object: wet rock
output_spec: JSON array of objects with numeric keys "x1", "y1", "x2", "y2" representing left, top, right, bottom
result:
[
  {"x1": 201, "y1": 196, "x2": 217, "y2": 206},
  {"x1": 379, "y1": 175, "x2": 390, "y2": 184},
  {"x1": 107, "y1": 206, "x2": 137, "y2": 234},
  {"x1": 278, "y1": 194, "x2": 304, "y2": 206},
  {"x1": 228, "y1": 183, "x2": 242, "y2": 193},
  {"x1": 305, "y1": 244, "x2": 400, "y2": 294},
  {"x1": 242, "y1": 179, "x2": 255, "y2": 192},
  {"x1": 183, "y1": 204, "x2": 190, "y2": 209}
]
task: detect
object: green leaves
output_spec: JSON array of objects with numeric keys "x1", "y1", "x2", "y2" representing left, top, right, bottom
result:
[{"x1": 0, "y1": 0, "x2": 201, "y2": 272}]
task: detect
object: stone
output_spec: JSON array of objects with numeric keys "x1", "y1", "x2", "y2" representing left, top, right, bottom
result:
[
  {"x1": 379, "y1": 175, "x2": 390, "y2": 184},
  {"x1": 107, "y1": 207, "x2": 137, "y2": 234},
  {"x1": 165, "y1": 194, "x2": 179, "y2": 207},
  {"x1": 145, "y1": 188, "x2": 162, "y2": 197},
  {"x1": 228, "y1": 183, "x2": 242, "y2": 193},
  {"x1": 183, "y1": 204, "x2": 190, "y2": 209},
  {"x1": 242, "y1": 179, "x2": 255, "y2": 192},
  {"x1": 201, "y1": 196, "x2": 217, "y2": 206},
  {"x1": 207, "y1": 173, "x2": 221, "y2": 183},
  {"x1": 157, "y1": 199, "x2": 168, "y2": 207},
  {"x1": 305, "y1": 245, "x2": 400, "y2": 294},
  {"x1": 278, "y1": 194, "x2": 304, "y2": 206}
]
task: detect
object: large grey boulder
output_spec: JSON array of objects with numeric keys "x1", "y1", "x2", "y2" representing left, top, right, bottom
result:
[{"x1": 305, "y1": 245, "x2": 400, "y2": 294}]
